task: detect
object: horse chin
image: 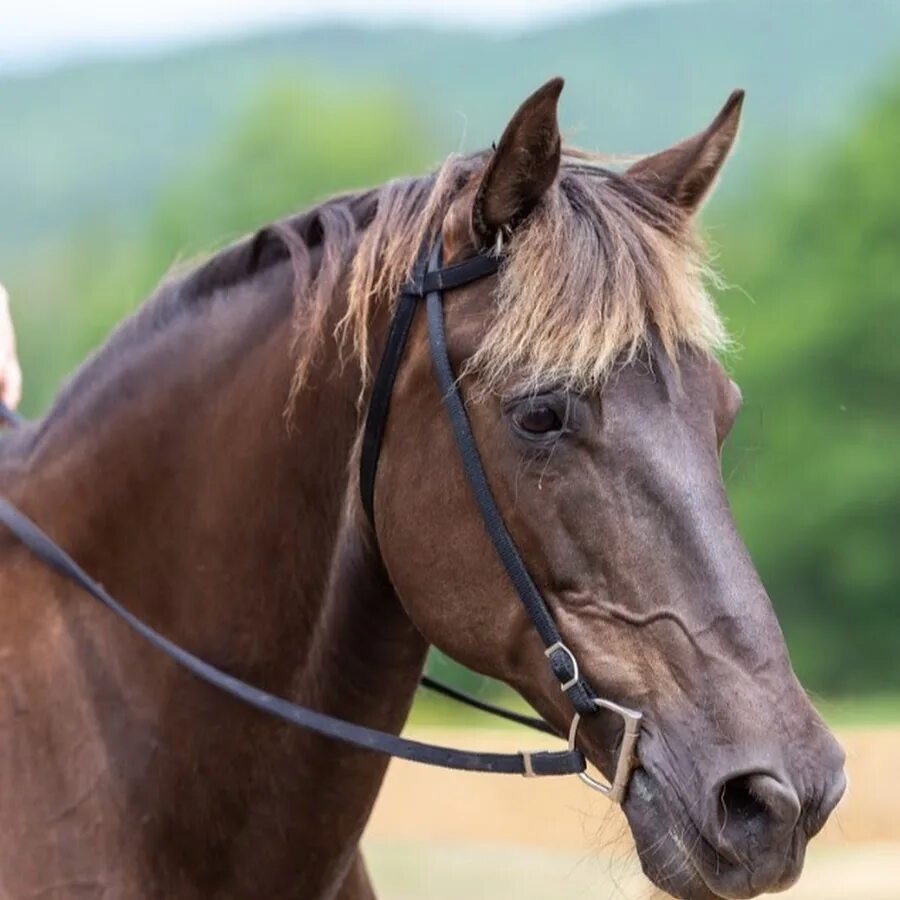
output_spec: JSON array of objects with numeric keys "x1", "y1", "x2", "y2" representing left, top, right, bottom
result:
[
  {"x1": 620, "y1": 768, "x2": 803, "y2": 900},
  {"x1": 621, "y1": 769, "x2": 717, "y2": 900}
]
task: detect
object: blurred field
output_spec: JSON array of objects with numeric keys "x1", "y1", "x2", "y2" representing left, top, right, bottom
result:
[
  {"x1": 365, "y1": 843, "x2": 900, "y2": 900},
  {"x1": 364, "y1": 724, "x2": 900, "y2": 899}
]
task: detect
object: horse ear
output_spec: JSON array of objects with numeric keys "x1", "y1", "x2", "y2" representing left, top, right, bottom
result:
[
  {"x1": 627, "y1": 89, "x2": 744, "y2": 215},
  {"x1": 472, "y1": 78, "x2": 564, "y2": 248}
]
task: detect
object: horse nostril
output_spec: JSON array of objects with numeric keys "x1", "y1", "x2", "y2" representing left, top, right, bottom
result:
[{"x1": 717, "y1": 772, "x2": 801, "y2": 845}]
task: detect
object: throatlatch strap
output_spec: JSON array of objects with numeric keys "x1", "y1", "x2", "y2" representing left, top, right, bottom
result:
[
  {"x1": 419, "y1": 676, "x2": 556, "y2": 736},
  {"x1": 359, "y1": 244, "x2": 501, "y2": 527},
  {"x1": 359, "y1": 288, "x2": 420, "y2": 525},
  {"x1": 423, "y1": 240, "x2": 597, "y2": 716},
  {"x1": 0, "y1": 499, "x2": 584, "y2": 777}
]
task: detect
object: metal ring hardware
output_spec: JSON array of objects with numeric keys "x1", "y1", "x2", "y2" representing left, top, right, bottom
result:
[{"x1": 567, "y1": 697, "x2": 643, "y2": 804}]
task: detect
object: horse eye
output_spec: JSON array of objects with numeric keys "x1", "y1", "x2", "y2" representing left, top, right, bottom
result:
[{"x1": 514, "y1": 405, "x2": 563, "y2": 435}]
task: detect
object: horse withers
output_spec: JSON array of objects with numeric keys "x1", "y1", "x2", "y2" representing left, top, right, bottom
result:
[{"x1": 0, "y1": 79, "x2": 845, "y2": 899}]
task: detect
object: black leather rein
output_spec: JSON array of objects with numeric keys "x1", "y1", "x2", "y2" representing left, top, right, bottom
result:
[
  {"x1": 0, "y1": 235, "x2": 607, "y2": 781},
  {"x1": 0, "y1": 497, "x2": 576, "y2": 776}
]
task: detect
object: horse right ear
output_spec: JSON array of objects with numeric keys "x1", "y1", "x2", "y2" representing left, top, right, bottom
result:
[
  {"x1": 627, "y1": 90, "x2": 744, "y2": 216},
  {"x1": 471, "y1": 78, "x2": 564, "y2": 249}
]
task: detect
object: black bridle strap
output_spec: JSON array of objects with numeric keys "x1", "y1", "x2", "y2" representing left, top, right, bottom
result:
[
  {"x1": 419, "y1": 252, "x2": 504, "y2": 294},
  {"x1": 360, "y1": 245, "x2": 502, "y2": 524},
  {"x1": 313, "y1": 245, "x2": 560, "y2": 735},
  {"x1": 0, "y1": 236, "x2": 600, "y2": 774},
  {"x1": 0, "y1": 498, "x2": 583, "y2": 776},
  {"x1": 422, "y1": 240, "x2": 597, "y2": 716},
  {"x1": 359, "y1": 239, "x2": 598, "y2": 715},
  {"x1": 359, "y1": 286, "x2": 421, "y2": 525},
  {"x1": 419, "y1": 675, "x2": 556, "y2": 736}
]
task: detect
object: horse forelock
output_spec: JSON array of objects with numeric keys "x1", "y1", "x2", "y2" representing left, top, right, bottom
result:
[{"x1": 292, "y1": 149, "x2": 729, "y2": 400}]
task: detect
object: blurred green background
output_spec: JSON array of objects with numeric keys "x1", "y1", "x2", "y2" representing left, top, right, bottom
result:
[{"x1": 2, "y1": 0, "x2": 898, "y2": 704}]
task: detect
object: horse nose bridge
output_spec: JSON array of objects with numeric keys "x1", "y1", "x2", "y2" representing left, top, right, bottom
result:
[
  {"x1": 635, "y1": 448, "x2": 777, "y2": 626},
  {"x1": 695, "y1": 670, "x2": 820, "y2": 760},
  {"x1": 653, "y1": 675, "x2": 831, "y2": 789}
]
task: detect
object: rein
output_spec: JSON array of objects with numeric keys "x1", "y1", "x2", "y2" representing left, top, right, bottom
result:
[{"x1": 0, "y1": 235, "x2": 642, "y2": 801}]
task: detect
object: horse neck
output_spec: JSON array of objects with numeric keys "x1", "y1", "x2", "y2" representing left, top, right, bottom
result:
[{"x1": 4, "y1": 252, "x2": 428, "y2": 894}]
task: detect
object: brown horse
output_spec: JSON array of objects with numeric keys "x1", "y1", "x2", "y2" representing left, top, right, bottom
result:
[{"x1": 0, "y1": 79, "x2": 845, "y2": 900}]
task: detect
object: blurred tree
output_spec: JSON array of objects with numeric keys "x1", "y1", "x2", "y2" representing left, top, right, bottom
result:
[
  {"x1": 15, "y1": 75, "x2": 433, "y2": 415},
  {"x1": 147, "y1": 76, "x2": 433, "y2": 269},
  {"x1": 719, "y1": 75, "x2": 900, "y2": 695}
]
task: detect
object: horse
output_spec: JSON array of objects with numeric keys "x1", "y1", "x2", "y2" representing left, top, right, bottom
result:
[{"x1": 0, "y1": 78, "x2": 845, "y2": 900}]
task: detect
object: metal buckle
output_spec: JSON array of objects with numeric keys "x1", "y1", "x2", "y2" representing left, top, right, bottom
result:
[
  {"x1": 568, "y1": 697, "x2": 643, "y2": 804},
  {"x1": 544, "y1": 641, "x2": 579, "y2": 692}
]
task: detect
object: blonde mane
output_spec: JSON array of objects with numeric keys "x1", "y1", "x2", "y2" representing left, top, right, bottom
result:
[{"x1": 290, "y1": 149, "x2": 728, "y2": 399}]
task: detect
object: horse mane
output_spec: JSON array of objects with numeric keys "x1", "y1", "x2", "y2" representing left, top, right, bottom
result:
[
  {"x1": 39, "y1": 145, "x2": 727, "y2": 435},
  {"x1": 283, "y1": 148, "x2": 727, "y2": 399}
]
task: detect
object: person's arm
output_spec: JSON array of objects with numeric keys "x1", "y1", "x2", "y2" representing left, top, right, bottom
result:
[{"x1": 0, "y1": 284, "x2": 22, "y2": 411}]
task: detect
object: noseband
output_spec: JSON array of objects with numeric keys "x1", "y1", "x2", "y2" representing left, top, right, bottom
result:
[{"x1": 0, "y1": 235, "x2": 642, "y2": 803}]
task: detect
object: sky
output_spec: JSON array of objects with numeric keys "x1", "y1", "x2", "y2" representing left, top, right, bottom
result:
[{"x1": 1, "y1": 0, "x2": 654, "y2": 72}]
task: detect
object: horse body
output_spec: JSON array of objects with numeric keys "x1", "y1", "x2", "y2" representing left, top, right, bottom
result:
[{"x1": 0, "y1": 240, "x2": 420, "y2": 898}]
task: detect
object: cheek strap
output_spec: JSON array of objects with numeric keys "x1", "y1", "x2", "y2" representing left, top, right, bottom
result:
[{"x1": 421, "y1": 238, "x2": 598, "y2": 716}]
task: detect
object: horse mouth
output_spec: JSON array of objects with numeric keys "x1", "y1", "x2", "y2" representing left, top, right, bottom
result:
[{"x1": 622, "y1": 767, "x2": 805, "y2": 900}]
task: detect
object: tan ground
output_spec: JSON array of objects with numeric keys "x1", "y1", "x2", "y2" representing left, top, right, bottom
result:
[
  {"x1": 364, "y1": 726, "x2": 900, "y2": 899},
  {"x1": 365, "y1": 843, "x2": 900, "y2": 900}
]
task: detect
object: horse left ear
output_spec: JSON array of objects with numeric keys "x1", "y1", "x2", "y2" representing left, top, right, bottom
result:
[
  {"x1": 472, "y1": 78, "x2": 564, "y2": 248},
  {"x1": 627, "y1": 89, "x2": 744, "y2": 215}
]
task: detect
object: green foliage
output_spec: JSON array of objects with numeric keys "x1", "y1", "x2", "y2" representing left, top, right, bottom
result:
[
  {"x1": 150, "y1": 77, "x2": 430, "y2": 264},
  {"x1": 9, "y1": 77, "x2": 432, "y2": 415},
  {"x1": 718, "y1": 75, "x2": 900, "y2": 694}
]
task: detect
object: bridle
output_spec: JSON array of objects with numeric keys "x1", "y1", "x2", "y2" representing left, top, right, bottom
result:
[
  {"x1": 0, "y1": 233, "x2": 642, "y2": 803},
  {"x1": 360, "y1": 235, "x2": 642, "y2": 797}
]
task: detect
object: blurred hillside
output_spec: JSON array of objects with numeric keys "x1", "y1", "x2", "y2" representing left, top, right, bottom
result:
[
  {"x1": 4, "y1": 0, "x2": 900, "y2": 253},
  {"x1": 1, "y1": 0, "x2": 898, "y2": 698}
]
